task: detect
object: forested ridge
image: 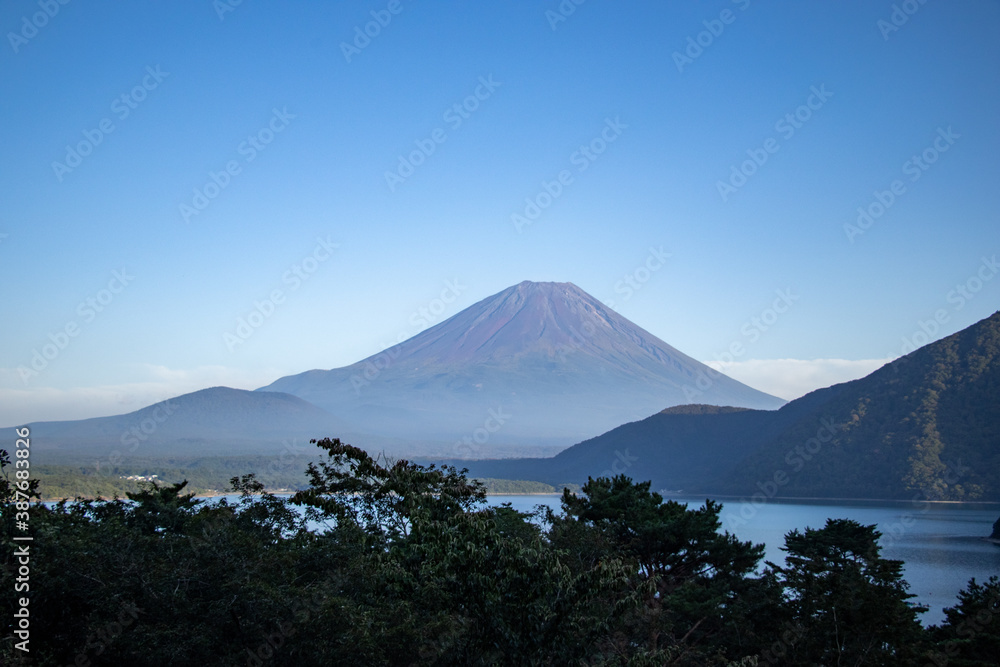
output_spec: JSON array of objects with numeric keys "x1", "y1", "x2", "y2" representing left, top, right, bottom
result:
[
  {"x1": 3, "y1": 440, "x2": 999, "y2": 666},
  {"x1": 464, "y1": 311, "x2": 1000, "y2": 502},
  {"x1": 722, "y1": 309, "x2": 1000, "y2": 500}
]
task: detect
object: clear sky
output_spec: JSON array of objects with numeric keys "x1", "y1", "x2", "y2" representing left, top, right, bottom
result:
[{"x1": 2, "y1": 0, "x2": 998, "y2": 424}]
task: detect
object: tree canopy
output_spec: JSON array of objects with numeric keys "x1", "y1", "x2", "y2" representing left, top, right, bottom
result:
[{"x1": 2, "y1": 438, "x2": 997, "y2": 665}]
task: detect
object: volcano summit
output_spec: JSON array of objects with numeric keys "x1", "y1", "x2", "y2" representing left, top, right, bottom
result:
[{"x1": 259, "y1": 281, "x2": 785, "y2": 453}]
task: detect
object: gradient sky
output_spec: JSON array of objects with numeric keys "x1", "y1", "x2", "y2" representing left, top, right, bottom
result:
[{"x1": 2, "y1": 0, "x2": 998, "y2": 424}]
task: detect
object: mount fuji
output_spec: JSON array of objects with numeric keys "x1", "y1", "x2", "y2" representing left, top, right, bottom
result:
[{"x1": 259, "y1": 281, "x2": 785, "y2": 453}]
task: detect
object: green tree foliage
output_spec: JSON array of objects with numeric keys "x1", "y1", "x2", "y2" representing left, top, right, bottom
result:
[
  {"x1": 290, "y1": 439, "x2": 630, "y2": 664},
  {"x1": 769, "y1": 519, "x2": 928, "y2": 665},
  {"x1": 925, "y1": 576, "x2": 1000, "y2": 666},
  {"x1": 547, "y1": 476, "x2": 777, "y2": 664},
  {"x1": 2, "y1": 442, "x2": 998, "y2": 665},
  {"x1": 291, "y1": 437, "x2": 488, "y2": 542}
]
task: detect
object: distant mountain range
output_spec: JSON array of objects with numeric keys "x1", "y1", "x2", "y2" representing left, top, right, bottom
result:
[
  {"x1": 259, "y1": 281, "x2": 785, "y2": 450},
  {"x1": 24, "y1": 387, "x2": 343, "y2": 461},
  {"x1": 458, "y1": 310, "x2": 1000, "y2": 501},
  {"x1": 16, "y1": 281, "x2": 783, "y2": 461},
  {"x1": 18, "y1": 285, "x2": 999, "y2": 503}
]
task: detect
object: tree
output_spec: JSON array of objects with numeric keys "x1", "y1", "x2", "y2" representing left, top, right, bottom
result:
[
  {"x1": 3, "y1": 471, "x2": 327, "y2": 666},
  {"x1": 769, "y1": 518, "x2": 927, "y2": 665},
  {"x1": 547, "y1": 475, "x2": 768, "y2": 664},
  {"x1": 290, "y1": 437, "x2": 486, "y2": 543},
  {"x1": 291, "y1": 438, "x2": 628, "y2": 664},
  {"x1": 123, "y1": 479, "x2": 200, "y2": 534},
  {"x1": 925, "y1": 576, "x2": 1000, "y2": 666},
  {"x1": 1, "y1": 447, "x2": 41, "y2": 664}
]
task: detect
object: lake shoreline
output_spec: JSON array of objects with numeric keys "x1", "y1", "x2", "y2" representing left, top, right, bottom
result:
[
  {"x1": 660, "y1": 494, "x2": 1000, "y2": 507},
  {"x1": 38, "y1": 488, "x2": 1000, "y2": 507}
]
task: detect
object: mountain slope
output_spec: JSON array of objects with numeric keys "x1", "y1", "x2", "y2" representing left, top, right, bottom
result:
[
  {"x1": 260, "y1": 281, "x2": 785, "y2": 449},
  {"x1": 458, "y1": 389, "x2": 844, "y2": 492},
  {"x1": 460, "y1": 311, "x2": 1000, "y2": 501},
  {"x1": 720, "y1": 309, "x2": 1000, "y2": 500},
  {"x1": 21, "y1": 387, "x2": 344, "y2": 460}
]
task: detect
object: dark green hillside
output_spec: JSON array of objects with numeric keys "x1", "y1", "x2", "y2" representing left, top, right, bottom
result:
[
  {"x1": 461, "y1": 403, "x2": 820, "y2": 493},
  {"x1": 721, "y1": 310, "x2": 1000, "y2": 500}
]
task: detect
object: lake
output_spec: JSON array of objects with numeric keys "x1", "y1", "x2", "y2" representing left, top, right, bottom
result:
[{"x1": 488, "y1": 494, "x2": 1000, "y2": 626}]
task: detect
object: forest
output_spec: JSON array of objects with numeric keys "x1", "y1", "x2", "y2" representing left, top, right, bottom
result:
[{"x1": 3, "y1": 439, "x2": 998, "y2": 666}]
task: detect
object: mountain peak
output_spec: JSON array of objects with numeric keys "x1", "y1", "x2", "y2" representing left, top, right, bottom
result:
[
  {"x1": 514, "y1": 279, "x2": 578, "y2": 289},
  {"x1": 396, "y1": 279, "x2": 622, "y2": 365},
  {"x1": 259, "y1": 281, "x2": 785, "y2": 450}
]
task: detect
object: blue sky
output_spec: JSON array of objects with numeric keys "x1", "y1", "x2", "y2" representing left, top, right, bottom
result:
[{"x1": 2, "y1": 0, "x2": 998, "y2": 424}]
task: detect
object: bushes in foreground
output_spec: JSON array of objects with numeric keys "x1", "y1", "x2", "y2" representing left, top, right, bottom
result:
[{"x1": 2, "y1": 439, "x2": 998, "y2": 665}]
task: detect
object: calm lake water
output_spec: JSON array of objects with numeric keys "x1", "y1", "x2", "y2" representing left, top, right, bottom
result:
[{"x1": 489, "y1": 494, "x2": 1000, "y2": 626}]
